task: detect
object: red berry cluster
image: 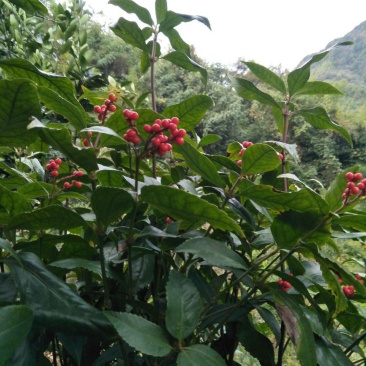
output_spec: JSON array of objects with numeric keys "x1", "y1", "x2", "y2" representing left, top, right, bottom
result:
[
  {"x1": 277, "y1": 279, "x2": 291, "y2": 292},
  {"x1": 63, "y1": 170, "x2": 84, "y2": 189},
  {"x1": 46, "y1": 157, "x2": 62, "y2": 178},
  {"x1": 343, "y1": 171, "x2": 366, "y2": 200},
  {"x1": 343, "y1": 285, "x2": 355, "y2": 298},
  {"x1": 122, "y1": 112, "x2": 186, "y2": 156},
  {"x1": 236, "y1": 140, "x2": 284, "y2": 166},
  {"x1": 355, "y1": 273, "x2": 364, "y2": 285},
  {"x1": 93, "y1": 93, "x2": 117, "y2": 122}
]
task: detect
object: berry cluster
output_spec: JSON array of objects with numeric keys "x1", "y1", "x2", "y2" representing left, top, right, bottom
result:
[
  {"x1": 93, "y1": 93, "x2": 117, "y2": 122},
  {"x1": 122, "y1": 112, "x2": 186, "y2": 156},
  {"x1": 343, "y1": 171, "x2": 366, "y2": 199},
  {"x1": 236, "y1": 141, "x2": 283, "y2": 166},
  {"x1": 46, "y1": 158, "x2": 62, "y2": 178},
  {"x1": 343, "y1": 285, "x2": 355, "y2": 298},
  {"x1": 63, "y1": 170, "x2": 84, "y2": 189},
  {"x1": 277, "y1": 279, "x2": 291, "y2": 292}
]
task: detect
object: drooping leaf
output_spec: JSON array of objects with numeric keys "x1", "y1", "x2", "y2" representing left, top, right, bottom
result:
[
  {"x1": 81, "y1": 126, "x2": 126, "y2": 142},
  {"x1": 243, "y1": 61, "x2": 286, "y2": 94},
  {"x1": 111, "y1": 18, "x2": 148, "y2": 51},
  {"x1": 141, "y1": 186, "x2": 243, "y2": 235},
  {"x1": 0, "y1": 58, "x2": 81, "y2": 108},
  {"x1": 231, "y1": 77, "x2": 281, "y2": 109},
  {"x1": 163, "y1": 51, "x2": 207, "y2": 85},
  {"x1": 163, "y1": 28, "x2": 190, "y2": 55},
  {"x1": 265, "y1": 140, "x2": 299, "y2": 163},
  {"x1": 177, "y1": 344, "x2": 225, "y2": 366},
  {"x1": 315, "y1": 336, "x2": 354, "y2": 366},
  {"x1": 7, "y1": 0, "x2": 48, "y2": 15},
  {"x1": 174, "y1": 141, "x2": 225, "y2": 188},
  {"x1": 175, "y1": 237, "x2": 248, "y2": 270},
  {"x1": 109, "y1": 0, "x2": 153, "y2": 25},
  {"x1": 56, "y1": 333, "x2": 85, "y2": 366},
  {"x1": 104, "y1": 312, "x2": 172, "y2": 357},
  {"x1": 241, "y1": 143, "x2": 282, "y2": 175},
  {"x1": 155, "y1": 0, "x2": 167, "y2": 23},
  {"x1": 0, "y1": 79, "x2": 40, "y2": 146},
  {"x1": 163, "y1": 95, "x2": 213, "y2": 132},
  {"x1": 295, "y1": 81, "x2": 343, "y2": 96},
  {"x1": 325, "y1": 168, "x2": 352, "y2": 211},
  {"x1": 197, "y1": 134, "x2": 221, "y2": 148},
  {"x1": 7, "y1": 205, "x2": 87, "y2": 231},
  {"x1": 287, "y1": 41, "x2": 352, "y2": 96},
  {"x1": 165, "y1": 271, "x2": 202, "y2": 340},
  {"x1": 6, "y1": 253, "x2": 115, "y2": 339},
  {"x1": 333, "y1": 213, "x2": 366, "y2": 232},
  {"x1": 0, "y1": 305, "x2": 33, "y2": 365},
  {"x1": 159, "y1": 10, "x2": 211, "y2": 32},
  {"x1": 228, "y1": 198, "x2": 256, "y2": 228},
  {"x1": 91, "y1": 187, "x2": 134, "y2": 227},
  {"x1": 37, "y1": 87, "x2": 87, "y2": 132},
  {"x1": 28, "y1": 120, "x2": 98, "y2": 172},
  {"x1": 298, "y1": 107, "x2": 352, "y2": 146}
]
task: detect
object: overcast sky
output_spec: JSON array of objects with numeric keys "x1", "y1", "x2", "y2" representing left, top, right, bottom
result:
[{"x1": 82, "y1": 0, "x2": 366, "y2": 70}]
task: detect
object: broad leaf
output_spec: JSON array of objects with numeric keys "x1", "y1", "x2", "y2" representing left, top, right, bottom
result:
[
  {"x1": 0, "y1": 184, "x2": 31, "y2": 216},
  {"x1": 8, "y1": 0, "x2": 48, "y2": 15},
  {"x1": 111, "y1": 18, "x2": 148, "y2": 51},
  {"x1": 265, "y1": 140, "x2": 299, "y2": 163},
  {"x1": 163, "y1": 95, "x2": 213, "y2": 132},
  {"x1": 325, "y1": 168, "x2": 352, "y2": 211},
  {"x1": 241, "y1": 143, "x2": 282, "y2": 175},
  {"x1": 159, "y1": 10, "x2": 211, "y2": 32},
  {"x1": 333, "y1": 213, "x2": 366, "y2": 232},
  {"x1": 0, "y1": 305, "x2": 33, "y2": 365},
  {"x1": 0, "y1": 238, "x2": 22, "y2": 268},
  {"x1": 197, "y1": 134, "x2": 221, "y2": 148},
  {"x1": 163, "y1": 51, "x2": 207, "y2": 85},
  {"x1": 109, "y1": 0, "x2": 153, "y2": 25},
  {"x1": 7, "y1": 205, "x2": 87, "y2": 231},
  {"x1": 6, "y1": 253, "x2": 115, "y2": 339},
  {"x1": 28, "y1": 120, "x2": 98, "y2": 172},
  {"x1": 243, "y1": 61, "x2": 286, "y2": 94},
  {"x1": 81, "y1": 126, "x2": 126, "y2": 142},
  {"x1": 141, "y1": 186, "x2": 243, "y2": 235},
  {"x1": 231, "y1": 77, "x2": 281, "y2": 109},
  {"x1": 177, "y1": 344, "x2": 225, "y2": 366},
  {"x1": 295, "y1": 81, "x2": 343, "y2": 96},
  {"x1": 174, "y1": 141, "x2": 226, "y2": 188},
  {"x1": 38, "y1": 87, "x2": 87, "y2": 132},
  {"x1": 155, "y1": 0, "x2": 167, "y2": 23},
  {"x1": 287, "y1": 41, "x2": 352, "y2": 96},
  {"x1": 165, "y1": 271, "x2": 202, "y2": 340},
  {"x1": 315, "y1": 336, "x2": 353, "y2": 366},
  {"x1": 175, "y1": 237, "x2": 248, "y2": 270},
  {"x1": 0, "y1": 58, "x2": 81, "y2": 108},
  {"x1": 91, "y1": 187, "x2": 134, "y2": 227},
  {"x1": 105, "y1": 312, "x2": 172, "y2": 357},
  {"x1": 0, "y1": 79, "x2": 40, "y2": 146},
  {"x1": 298, "y1": 107, "x2": 352, "y2": 146},
  {"x1": 163, "y1": 28, "x2": 190, "y2": 55}
]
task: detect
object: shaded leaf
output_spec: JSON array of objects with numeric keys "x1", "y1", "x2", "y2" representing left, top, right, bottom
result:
[
  {"x1": 0, "y1": 184, "x2": 31, "y2": 216},
  {"x1": 111, "y1": 18, "x2": 148, "y2": 51},
  {"x1": 105, "y1": 312, "x2": 172, "y2": 357},
  {"x1": 8, "y1": 0, "x2": 48, "y2": 15},
  {"x1": 315, "y1": 336, "x2": 353, "y2": 366},
  {"x1": 198, "y1": 134, "x2": 221, "y2": 148},
  {"x1": 177, "y1": 344, "x2": 225, "y2": 366},
  {"x1": 295, "y1": 81, "x2": 343, "y2": 96},
  {"x1": 166, "y1": 271, "x2": 202, "y2": 340}
]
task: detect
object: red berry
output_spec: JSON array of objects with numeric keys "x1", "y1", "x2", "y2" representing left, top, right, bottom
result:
[
  {"x1": 176, "y1": 129, "x2": 186, "y2": 138},
  {"x1": 94, "y1": 105, "x2": 102, "y2": 114},
  {"x1": 63, "y1": 182, "x2": 71, "y2": 189},
  {"x1": 108, "y1": 93, "x2": 117, "y2": 102},
  {"x1": 151, "y1": 123, "x2": 161, "y2": 132},
  {"x1": 88, "y1": 131, "x2": 93, "y2": 137},
  {"x1": 162, "y1": 119, "x2": 171, "y2": 129},
  {"x1": 83, "y1": 139, "x2": 90, "y2": 147},
  {"x1": 108, "y1": 104, "x2": 117, "y2": 112},
  {"x1": 278, "y1": 153, "x2": 284, "y2": 160},
  {"x1": 345, "y1": 172, "x2": 355, "y2": 181},
  {"x1": 171, "y1": 117, "x2": 179, "y2": 125},
  {"x1": 55, "y1": 158, "x2": 62, "y2": 165},
  {"x1": 343, "y1": 285, "x2": 355, "y2": 298},
  {"x1": 123, "y1": 109, "x2": 131, "y2": 117},
  {"x1": 243, "y1": 141, "x2": 253, "y2": 148},
  {"x1": 155, "y1": 119, "x2": 163, "y2": 127},
  {"x1": 351, "y1": 186, "x2": 360, "y2": 195},
  {"x1": 169, "y1": 124, "x2": 177, "y2": 132},
  {"x1": 131, "y1": 136, "x2": 140, "y2": 144},
  {"x1": 46, "y1": 163, "x2": 53, "y2": 171},
  {"x1": 97, "y1": 114, "x2": 103, "y2": 121},
  {"x1": 104, "y1": 99, "x2": 111, "y2": 106},
  {"x1": 129, "y1": 111, "x2": 139, "y2": 121},
  {"x1": 73, "y1": 170, "x2": 84, "y2": 177},
  {"x1": 357, "y1": 182, "x2": 365, "y2": 190},
  {"x1": 354, "y1": 172, "x2": 363, "y2": 181},
  {"x1": 159, "y1": 143, "x2": 169, "y2": 153},
  {"x1": 152, "y1": 137, "x2": 161, "y2": 147},
  {"x1": 143, "y1": 124, "x2": 152, "y2": 133},
  {"x1": 50, "y1": 170, "x2": 58, "y2": 178},
  {"x1": 237, "y1": 160, "x2": 242, "y2": 166},
  {"x1": 126, "y1": 129, "x2": 137, "y2": 137},
  {"x1": 166, "y1": 217, "x2": 173, "y2": 224},
  {"x1": 72, "y1": 180, "x2": 82, "y2": 188},
  {"x1": 347, "y1": 181, "x2": 355, "y2": 188},
  {"x1": 174, "y1": 137, "x2": 185, "y2": 145}
]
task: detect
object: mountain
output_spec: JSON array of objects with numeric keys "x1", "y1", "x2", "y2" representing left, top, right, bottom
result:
[{"x1": 301, "y1": 20, "x2": 366, "y2": 131}]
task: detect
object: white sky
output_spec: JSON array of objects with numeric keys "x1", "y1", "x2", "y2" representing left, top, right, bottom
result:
[{"x1": 83, "y1": 0, "x2": 366, "y2": 70}]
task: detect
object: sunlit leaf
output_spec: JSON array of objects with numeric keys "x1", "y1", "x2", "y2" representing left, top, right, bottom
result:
[{"x1": 109, "y1": 0, "x2": 153, "y2": 25}]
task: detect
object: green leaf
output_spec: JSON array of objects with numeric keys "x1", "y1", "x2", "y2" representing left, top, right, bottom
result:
[
  {"x1": 174, "y1": 141, "x2": 225, "y2": 188},
  {"x1": 28, "y1": 120, "x2": 98, "y2": 172},
  {"x1": 163, "y1": 95, "x2": 213, "y2": 132},
  {"x1": 0, "y1": 238, "x2": 22, "y2": 268},
  {"x1": 177, "y1": 344, "x2": 225, "y2": 366},
  {"x1": 7, "y1": 205, "x2": 87, "y2": 231},
  {"x1": 231, "y1": 77, "x2": 281, "y2": 109},
  {"x1": 165, "y1": 271, "x2": 202, "y2": 340},
  {"x1": 163, "y1": 51, "x2": 207, "y2": 85},
  {"x1": 109, "y1": 0, "x2": 153, "y2": 25},
  {"x1": 37, "y1": 87, "x2": 87, "y2": 132},
  {"x1": 96, "y1": 168, "x2": 125, "y2": 188},
  {"x1": 241, "y1": 143, "x2": 282, "y2": 175},
  {"x1": 271, "y1": 287, "x2": 317, "y2": 366},
  {"x1": 81, "y1": 126, "x2": 125, "y2": 142},
  {"x1": 0, "y1": 184, "x2": 31, "y2": 216},
  {"x1": 197, "y1": 134, "x2": 221, "y2": 148},
  {"x1": 111, "y1": 18, "x2": 148, "y2": 51},
  {"x1": 298, "y1": 107, "x2": 352, "y2": 146},
  {"x1": 0, "y1": 79, "x2": 40, "y2": 147},
  {"x1": 104, "y1": 312, "x2": 172, "y2": 357},
  {"x1": 141, "y1": 186, "x2": 243, "y2": 235},
  {"x1": 0, "y1": 305, "x2": 33, "y2": 365},
  {"x1": 325, "y1": 168, "x2": 350, "y2": 211},
  {"x1": 265, "y1": 140, "x2": 299, "y2": 163},
  {"x1": 315, "y1": 336, "x2": 353, "y2": 366},
  {"x1": 155, "y1": 0, "x2": 167, "y2": 23},
  {"x1": 333, "y1": 213, "x2": 366, "y2": 231},
  {"x1": 91, "y1": 187, "x2": 134, "y2": 227},
  {"x1": 7, "y1": 0, "x2": 48, "y2": 15},
  {"x1": 163, "y1": 28, "x2": 191, "y2": 55},
  {"x1": 287, "y1": 41, "x2": 352, "y2": 96},
  {"x1": 159, "y1": 10, "x2": 211, "y2": 32},
  {"x1": 295, "y1": 81, "x2": 343, "y2": 96},
  {"x1": 6, "y1": 253, "x2": 115, "y2": 339},
  {"x1": 0, "y1": 58, "x2": 81, "y2": 109},
  {"x1": 243, "y1": 61, "x2": 286, "y2": 94},
  {"x1": 175, "y1": 237, "x2": 248, "y2": 270}
]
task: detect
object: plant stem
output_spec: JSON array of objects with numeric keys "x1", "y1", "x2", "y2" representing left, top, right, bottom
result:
[
  {"x1": 276, "y1": 321, "x2": 287, "y2": 366},
  {"x1": 150, "y1": 30, "x2": 158, "y2": 112},
  {"x1": 97, "y1": 231, "x2": 111, "y2": 309}
]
